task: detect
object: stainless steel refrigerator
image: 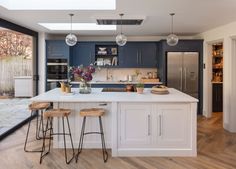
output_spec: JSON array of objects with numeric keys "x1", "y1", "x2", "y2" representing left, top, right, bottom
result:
[{"x1": 167, "y1": 52, "x2": 199, "y2": 99}]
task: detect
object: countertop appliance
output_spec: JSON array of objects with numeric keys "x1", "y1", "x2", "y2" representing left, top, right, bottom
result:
[{"x1": 166, "y1": 52, "x2": 199, "y2": 99}]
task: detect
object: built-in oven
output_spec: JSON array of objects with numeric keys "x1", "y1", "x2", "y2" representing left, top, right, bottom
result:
[{"x1": 46, "y1": 58, "x2": 68, "y2": 90}]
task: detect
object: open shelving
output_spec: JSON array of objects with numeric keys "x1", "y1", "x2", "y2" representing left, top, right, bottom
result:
[{"x1": 95, "y1": 44, "x2": 118, "y2": 67}]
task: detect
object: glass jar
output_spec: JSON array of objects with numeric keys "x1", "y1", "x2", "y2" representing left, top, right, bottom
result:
[{"x1": 79, "y1": 81, "x2": 91, "y2": 94}]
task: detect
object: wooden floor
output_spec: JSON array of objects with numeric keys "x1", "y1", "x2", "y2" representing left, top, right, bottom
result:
[{"x1": 1, "y1": 112, "x2": 236, "y2": 169}]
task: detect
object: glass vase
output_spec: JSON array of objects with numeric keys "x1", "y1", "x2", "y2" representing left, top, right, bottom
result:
[{"x1": 79, "y1": 81, "x2": 91, "y2": 94}]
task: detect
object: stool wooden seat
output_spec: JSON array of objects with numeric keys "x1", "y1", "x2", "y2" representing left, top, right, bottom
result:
[
  {"x1": 29, "y1": 102, "x2": 50, "y2": 111},
  {"x1": 44, "y1": 109, "x2": 71, "y2": 118},
  {"x1": 80, "y1": 108, "x2": 105, "y2": 117}
]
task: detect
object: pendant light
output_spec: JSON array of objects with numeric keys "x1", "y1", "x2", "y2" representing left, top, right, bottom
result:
[
  {"x1": 167, "y1": 13, "x2": 178, "y2": 46},
  {"x1": 65, "y1": 14, "x2": 77, "y2": 46},
  {"x1": 116, "y1": 13, "x2": 127, "y2": 46}
]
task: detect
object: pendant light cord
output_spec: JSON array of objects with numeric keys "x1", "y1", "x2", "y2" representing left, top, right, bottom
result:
[
  {"x1": 120, "y1": 13, "x2": 124, "y2": 35},
  {"x1": 69, "y1": 14, "x2": 74, "y2": 34},
  {"x1": 170, "y1": 13, "x2": 175, "y2": 34}
]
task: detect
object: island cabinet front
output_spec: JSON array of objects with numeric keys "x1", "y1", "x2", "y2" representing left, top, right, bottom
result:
[{"x1": 117, "y1": 102, "x2": 196, "y2": 156}]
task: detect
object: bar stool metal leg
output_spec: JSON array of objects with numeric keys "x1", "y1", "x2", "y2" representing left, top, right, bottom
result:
[
  {"x1": 40, "y1": 117, "x2": 50, "y2": 164},
  {"x1": 40, "y1": 116, "x2": 74, "y2": 164},
  {"x1": 76, "y1": 116, "x2": 108, "y2": 163},
  {"x1": 75, "y1": 116, "x2": 86, "y2": 163},
  {"x1": 99, "y1": 116, "x2": 108, "y2": 162},
  {"x1": 36, "y1": 110, "x2": 44, "y2": 140},
  {"x1": 24, "y1": 111, "x2": 44, "y2": 153},
  {"x1": 62, "y1": 116, "x2": 75, "y2": 164}
]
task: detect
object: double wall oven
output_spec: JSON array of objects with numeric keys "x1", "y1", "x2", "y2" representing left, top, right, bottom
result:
[{"x1": 47, "y1": 58, "x2": 68, "y2": 90}]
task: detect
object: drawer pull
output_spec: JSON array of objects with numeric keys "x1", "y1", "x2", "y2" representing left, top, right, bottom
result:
[
  {"x1": 99, "y1": 103, "x2": 107, "y2": 106},
  {"x1": 159, "y1": 115, "x2": 162, "y2": 136}
]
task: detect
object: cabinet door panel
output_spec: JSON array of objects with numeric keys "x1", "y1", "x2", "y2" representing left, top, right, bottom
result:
[
  {"x1": 156, "y1": 104, "x2": 191, "y2": 148},
  {"x1": 46, "y1": 40, "x2": 69, "y2": 58},
  {"x1": 70, "y1": 42, "x2": 95, "y2": 66},
  {"x1": 119, "y1": 43, "x2": 139, "y2": 67},
  {"x1": 119, "y1": 103, "x2": 152, "y2": 148},
  {"x1": 139, "y1": 42, "x2": 157, "y2": 68}
]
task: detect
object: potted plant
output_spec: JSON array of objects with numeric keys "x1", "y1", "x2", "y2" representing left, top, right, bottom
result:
[{"x1": 136, "y1": 83, "x2": 144, "y2": 94}]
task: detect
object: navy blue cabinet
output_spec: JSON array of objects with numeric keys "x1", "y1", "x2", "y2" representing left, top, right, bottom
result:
[
  {"x1": 46, "y1": 40, "x2": 69, "y2": 59},
  {"x1": 119, "y1": 43, "x2": 139, "y2": 67},
  {"x1": 70, "y1": 42, "x2": 95, "y2": 66},
  {"x1": 119, "y1": 42, "x2": 157, "y2": 68}
]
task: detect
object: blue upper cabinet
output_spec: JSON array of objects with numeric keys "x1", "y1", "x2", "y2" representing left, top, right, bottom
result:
[
  {"x1": 119, "y1": 42, "x2": 157, "y2": 68},
  {"x1": 119, "y1": 43, "x2": 139, "y2": 67},
  {"x1": 70, "y1": 42, "x2": 95, "y2": 66},
  {"x1": 139, "y1": 42, "x2": 157, "y2": 67},
  {"x1": 46, "y1": 40, "x2": 69, "y2": 59}
]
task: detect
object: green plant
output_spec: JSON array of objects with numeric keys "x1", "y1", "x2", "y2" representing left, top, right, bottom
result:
[{"x1": 136, "y1": 83, "x2": 144, "y2": 88}]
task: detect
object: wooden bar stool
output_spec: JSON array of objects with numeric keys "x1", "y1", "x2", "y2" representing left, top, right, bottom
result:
[
  {"x1": 75, "y1": 108, "x2": 108, "y2": 163},
  {"x1": 24, "y1": 102, "x2": 50, "y2": 153},
  {"x1": 40, "y1": 108, "x2": 75, "y2": 164}
]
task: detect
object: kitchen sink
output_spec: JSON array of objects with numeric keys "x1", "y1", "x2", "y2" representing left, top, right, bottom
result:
[{"x1": 102, "y1": 88, "x2": 135, "y2": 92}]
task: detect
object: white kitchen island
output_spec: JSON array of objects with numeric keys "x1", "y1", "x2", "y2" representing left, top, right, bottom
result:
[{"x1": 31, "y1": 88, "x2": 198, "y2": 157}]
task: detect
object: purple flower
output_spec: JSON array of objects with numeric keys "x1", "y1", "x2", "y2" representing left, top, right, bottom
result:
[{"x1": 71, "y1": 64, "x2": 95, "y2": 82}]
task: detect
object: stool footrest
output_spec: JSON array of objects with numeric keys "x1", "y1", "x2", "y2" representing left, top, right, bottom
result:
[{"x1": 84, "y1": 132, "x2": 103, "y2": 135}]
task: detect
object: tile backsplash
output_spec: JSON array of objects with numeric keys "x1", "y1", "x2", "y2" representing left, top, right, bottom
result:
[{"x1": 92, "y1": 68, "x2": 158, "y2": 82}]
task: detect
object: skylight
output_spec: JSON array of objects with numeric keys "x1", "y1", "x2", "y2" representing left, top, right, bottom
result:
[
  {"x1": 38, "y1": 23, "x2": 116, "y2": 31},
  {"x1": 0, "y1": 0, "x2": 116, "y2": 10}
]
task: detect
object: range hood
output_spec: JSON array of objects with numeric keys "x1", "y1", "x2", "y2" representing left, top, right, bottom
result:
[
  {"x1": 96, "y1": 19, "x2": 143, "y2": 25},
  {"x1": 96, "y1": 15, "x2": 145, "y2": 25}
]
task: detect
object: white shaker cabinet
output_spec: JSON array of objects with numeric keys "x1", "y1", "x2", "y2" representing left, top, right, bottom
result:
[
  {"x1": 118, "y1": 102, "x2": 195, "y2": 156},
  {"x1": 118, "y1": 103, "x2": 152, "y2": 148},
  {"x1": 155, "y1": 103, "x2": 191, "y2": 149}
]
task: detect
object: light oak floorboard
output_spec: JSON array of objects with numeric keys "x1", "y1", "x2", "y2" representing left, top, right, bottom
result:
[{"x1": 1, "y1": 112, "x2": 236, "y2": 169}]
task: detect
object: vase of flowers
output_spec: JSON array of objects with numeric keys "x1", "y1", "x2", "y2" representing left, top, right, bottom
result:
[{"x1": 70, "y1": 64, "x2": 95, "y2": 94}]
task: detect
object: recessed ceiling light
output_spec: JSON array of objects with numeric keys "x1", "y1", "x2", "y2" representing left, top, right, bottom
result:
[
  {"x1": 0, "y1": 0, "x2": 116, "y2": 10},
  {"x1": 38, "y1": 23, "x2": 116, "y2": 31}
]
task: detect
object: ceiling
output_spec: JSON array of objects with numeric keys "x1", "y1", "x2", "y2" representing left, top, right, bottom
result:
[{"x1": 1, "y1": 0, "x2": 236, "y2": 36}]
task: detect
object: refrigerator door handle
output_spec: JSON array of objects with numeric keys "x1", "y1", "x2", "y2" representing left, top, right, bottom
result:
[
  {"x1": 180, "y1": 68, "x2": 183, "y2": 91},
  {"x1": 184, "y1": 68, "x2": 187, "y2": 91}
]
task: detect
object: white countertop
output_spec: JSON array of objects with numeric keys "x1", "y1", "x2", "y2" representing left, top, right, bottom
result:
[
  {"x1": 70, "y1": 81, "x2": 162, "y2": 85},
  {"x1": 31, "y1": 88, "x2": 198, "y2": 103},
  {"x1": 14, "y1": 76, "x2": 32, "y2": 79}
]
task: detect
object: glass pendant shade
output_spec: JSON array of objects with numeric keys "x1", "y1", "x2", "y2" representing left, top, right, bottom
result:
[
  {"x1": 116, "y1": 13, "x2": 127, "y2": 46},
  {"x1": 167, "y1": 13, "x2": 178, "y2": 46},
  {"x1": 167, "y1": 33, "x2": 178, "y2": 46},
  {"x1": 65, "y1": 33, "x2": 77, "y2": 46},
  {"x1": 65, "y1": 14, "x2": 77, "y2": 46},
  {"x1": 116, "y1": 33, "x2": 127, "y2": 46}
]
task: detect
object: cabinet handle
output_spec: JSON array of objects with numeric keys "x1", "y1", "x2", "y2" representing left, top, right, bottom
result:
[
  {"x1": 99, "y1": 103, "x2": 107, "y2": 106},
  {"x1": 180, "y1": 68, "x2": 183, "y2": 91},
  {"x1": 139, "y1": 51, "x2": 142, "y2": 64},
  {"x1": 89, "y1": 53, "x2": 92, "y2": 63},
  {"x1": 159, "y1": 115, "x2": 162, "y2": 136},
  {"x1": 136, "y1": 51, "x2": 139, "y2": 64},
  {"x1": 148, "y1": 114, "x2": 151, "y2": 136},
  {"x1": 184, "y1": 68, "x2": 187, "y2": 91}
]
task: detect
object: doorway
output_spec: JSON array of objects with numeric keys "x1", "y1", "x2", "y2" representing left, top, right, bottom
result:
[{"x1": 204, "y1": 41, "x2": 224, "y2": 127}]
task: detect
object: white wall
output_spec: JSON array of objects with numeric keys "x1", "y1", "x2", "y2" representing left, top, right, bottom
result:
[
  {"x1": 196, "y1": 21, "x2": 236, "y2": 132},
  {"x1": 38, "y1": 32, "x2": 46, "y2": 94}
]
